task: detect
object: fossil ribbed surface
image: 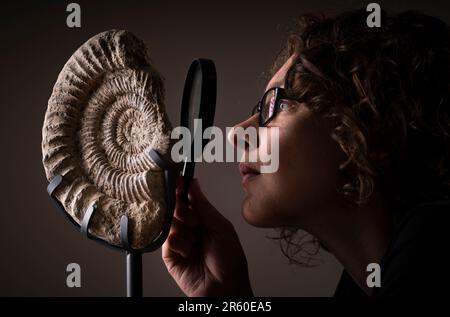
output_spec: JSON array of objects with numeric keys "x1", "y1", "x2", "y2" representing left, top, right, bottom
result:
[{"x1": 42, "y1": 30, "x2": 172, "y2": 249}]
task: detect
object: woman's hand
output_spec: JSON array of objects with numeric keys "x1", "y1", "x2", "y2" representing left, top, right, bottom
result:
[{"x1": 162, "y1": 178, "x2": 253, "y2": 297}]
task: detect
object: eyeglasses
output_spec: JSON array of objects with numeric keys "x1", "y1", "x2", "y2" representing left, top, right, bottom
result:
[{"x1": 252, "y1": 87, "x2": 289, "y2": 126}]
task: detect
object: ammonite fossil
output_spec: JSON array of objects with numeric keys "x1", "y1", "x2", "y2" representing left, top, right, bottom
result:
[{"x1": 42, "y1": 30, "x2": 173, "y2": 249}]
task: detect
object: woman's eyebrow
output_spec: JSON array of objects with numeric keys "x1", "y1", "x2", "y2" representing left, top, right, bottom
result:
[{"x1": 265, "y1": 81, "x2": 284, "y2": 92}]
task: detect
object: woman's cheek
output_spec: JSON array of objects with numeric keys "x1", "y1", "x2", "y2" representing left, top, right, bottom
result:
[
  {"x1": 260, "y1": 127, "x2": 306, "y2": 223},
  {"x1": 273, "y1": 119, "x2": 321, "y2": 220}
]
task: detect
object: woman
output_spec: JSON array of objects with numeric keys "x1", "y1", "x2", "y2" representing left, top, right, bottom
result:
[{"x1": 162, "y1": 9, "x2": 450, "y2": 296}]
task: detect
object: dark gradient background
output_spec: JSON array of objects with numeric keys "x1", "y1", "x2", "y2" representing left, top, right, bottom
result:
[{"x1": 1, "y1": 0, "x2": 449, "y2": 296}]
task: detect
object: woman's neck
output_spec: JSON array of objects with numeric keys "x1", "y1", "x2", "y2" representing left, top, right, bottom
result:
[{"x1": 307, "y1": 193, "x2": 395, "y2": 295}]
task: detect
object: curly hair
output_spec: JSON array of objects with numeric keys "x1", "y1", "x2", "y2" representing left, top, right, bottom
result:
[{"x1": 269, "y1": 9, "x2": 450, "y2": 266}]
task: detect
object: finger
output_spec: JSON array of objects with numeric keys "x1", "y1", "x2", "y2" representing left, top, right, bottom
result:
[
  {"x1": 187, "y1": 179, "x2": 212, "y2": 208},
  {"x1": 170, "y1": 217, "x2": 195, "y2": 242},
  {"x1": 176, "y1": 175, "x2": 184, "y2": 196},
  {"x1": 165, "y1": 233, "x2": 192, "y2": 259},
  {"x1": 163, "y1": 217, "x2": 194, "y2": 262},
  {"x1": 187, "y1": 179, "x2": 231, "y2": 227},
  {"x1": 162, "y1": 237, "x2": 180, "y2": 263},
  {"x1": 174, "y1": 191, "x2": 200, "y2": 227},
  {"x1": 162, "y1": 234, "x2": 184, "y2": 268}
]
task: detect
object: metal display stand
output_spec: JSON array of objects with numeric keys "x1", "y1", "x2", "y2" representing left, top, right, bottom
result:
[{"x1": 46, "y1": 148, "x2": 176, "y2": 297}]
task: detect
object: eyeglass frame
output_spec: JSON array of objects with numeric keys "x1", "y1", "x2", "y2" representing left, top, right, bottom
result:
[{"x1": 252, "y1": 87, "x2": 289, "y2": 126}]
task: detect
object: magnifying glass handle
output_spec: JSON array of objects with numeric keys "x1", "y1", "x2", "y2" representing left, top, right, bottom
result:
[
  {"x1": 181, "y1": 161, "x2": 195, "y2": 204},
  {"x1": 181, "y1": 176, "x2": 191, "y2": 204}
]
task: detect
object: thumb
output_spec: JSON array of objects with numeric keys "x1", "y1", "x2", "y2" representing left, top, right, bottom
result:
[
  {"x1": 188, "y1": 179, "x2": 212, "y2": 207},
  {"x1": 188, "y1": 179, "x2": 231, "y2": 227}
]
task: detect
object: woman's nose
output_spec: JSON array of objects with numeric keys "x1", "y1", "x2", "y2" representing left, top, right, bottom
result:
[{"x1": 227, "y1": 115, "x2": 259, "y2": 151}]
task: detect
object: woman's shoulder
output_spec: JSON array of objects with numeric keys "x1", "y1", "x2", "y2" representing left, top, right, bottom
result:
[{"x1": 373, "y1": 199, "x2": 450, "y2": 296}]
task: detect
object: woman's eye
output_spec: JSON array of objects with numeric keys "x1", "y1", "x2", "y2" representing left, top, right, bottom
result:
[{"x1": 279, "y1": 102, "x2": 292, "y2": 112}]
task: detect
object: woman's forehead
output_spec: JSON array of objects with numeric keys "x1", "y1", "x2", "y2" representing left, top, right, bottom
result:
[{"x1": 266, "y1": 54, "x2": 296, "y2": 91}]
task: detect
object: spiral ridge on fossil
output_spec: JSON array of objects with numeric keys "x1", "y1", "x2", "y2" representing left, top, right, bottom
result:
[{"x1": 41, "y1": 30, "x2": 173, "y2": 249}]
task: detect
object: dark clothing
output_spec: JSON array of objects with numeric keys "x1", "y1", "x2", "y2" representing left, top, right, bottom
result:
[{"x1": 335, "y1": 200, "x2": 450, "y2": 296}]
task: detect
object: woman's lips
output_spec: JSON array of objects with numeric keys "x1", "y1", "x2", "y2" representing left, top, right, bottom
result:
[{"x1": 239, "y1": 163, "x2": 261, "y2": 187}]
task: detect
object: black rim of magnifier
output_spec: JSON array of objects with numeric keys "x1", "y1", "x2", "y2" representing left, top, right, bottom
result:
[{"x1": 180, "y1": 59, "x2": 217, "y2": 192}]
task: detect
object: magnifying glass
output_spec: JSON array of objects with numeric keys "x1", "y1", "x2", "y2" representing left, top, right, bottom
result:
[{"x1": 180, "y1": 59, "x2": 217, "y2": 201}]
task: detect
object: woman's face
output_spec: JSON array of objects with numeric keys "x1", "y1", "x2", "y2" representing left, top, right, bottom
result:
[{"x1": 231, "y1": 55, "x2": 345, "y2": 229}]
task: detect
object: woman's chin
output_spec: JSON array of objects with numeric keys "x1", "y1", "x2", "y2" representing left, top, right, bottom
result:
[
  {"x1": 241, "y1": 196, "x2": 300, "y2": 228},
  {"x1": 241, "y1": 203, "x2": 277, "y2": 228}
]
